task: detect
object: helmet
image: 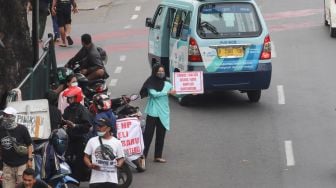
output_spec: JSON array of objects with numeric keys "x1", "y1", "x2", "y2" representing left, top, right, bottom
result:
[
  {"x1": 94, "y1": 111, "x2": 116, "y2": 129},
  {"x1": 93, "y1": 94, "x2": 111, "y2": 111},
  {"x1": 57, "y1": 67, "x2": 74, "y2": 84},
  {"x1": 62, "y1": 86, "x2": 83, "y2": 103},
  {"x1": 50, "y1": 128, "x2": 68, "y2": 156}
]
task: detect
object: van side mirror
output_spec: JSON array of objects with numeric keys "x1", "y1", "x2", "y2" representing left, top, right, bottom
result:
[{"x1": 145, "y1": 18, "x2": 154, "y2": 28}]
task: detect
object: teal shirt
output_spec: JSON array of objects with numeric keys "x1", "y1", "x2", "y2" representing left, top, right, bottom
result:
[{"x1": 144, "y1": 81, "x2": 173, "y2": 130}]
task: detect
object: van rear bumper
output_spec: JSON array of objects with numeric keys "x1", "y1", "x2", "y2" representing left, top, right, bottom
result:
[{"x1": 202, "y1": 63, "x2": 272, "y2": 91}]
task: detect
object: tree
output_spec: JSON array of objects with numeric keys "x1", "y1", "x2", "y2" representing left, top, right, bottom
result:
[{"x1": 0, "y1": 0, "x2": 33, "y2": 108}]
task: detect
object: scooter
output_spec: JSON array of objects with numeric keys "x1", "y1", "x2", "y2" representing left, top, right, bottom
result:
[{"x1": 33, "y1": 129, "x2": 79, "y2": 188}]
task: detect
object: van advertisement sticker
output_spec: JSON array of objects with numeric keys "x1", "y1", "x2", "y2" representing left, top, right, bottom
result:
[{"x1": 200, "y1": 44, "x2": 262, "y2": 73}]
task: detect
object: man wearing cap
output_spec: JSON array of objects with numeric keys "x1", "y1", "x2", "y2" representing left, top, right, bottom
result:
[
  {"x1": 0, "y1": 107, "x2": 33, "y2": 188},
  {"x1": 83, "y1": 115, "x2": 125, "y2": 188}
]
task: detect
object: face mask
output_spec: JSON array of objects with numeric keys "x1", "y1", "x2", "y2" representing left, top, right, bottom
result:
[
  {"x1": 97, "y1": 131, "x2": 106, "y2": 137},
  {"x1": 2, "y1": 116, "x2": 17, "y2": 130},
  {"x1": 70, "y1": 82, "x2": 78, "y2": 87},
  {"x1": 156, "y1": 72, "x2": 165, "y2": 79}
]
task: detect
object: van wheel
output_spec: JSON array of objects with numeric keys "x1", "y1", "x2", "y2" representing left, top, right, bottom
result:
[
  {"x1": 247, "y1": 90, "x2": 261, "y2": 103},
  {"x1": 178, "y1": 96, "x2": 190, "y2": 106},
  {"x1": 330, "y1": 26, "x2": 336, "y2": 37}
]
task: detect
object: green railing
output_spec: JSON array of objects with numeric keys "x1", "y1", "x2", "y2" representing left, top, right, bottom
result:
[{"x1": 6, "y1": 34, "x2": 58, "y2": 103}]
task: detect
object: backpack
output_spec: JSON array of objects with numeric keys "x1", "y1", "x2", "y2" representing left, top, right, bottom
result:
[{"x1": 97, "y1": 47, "x2": 107, "y2": 64}]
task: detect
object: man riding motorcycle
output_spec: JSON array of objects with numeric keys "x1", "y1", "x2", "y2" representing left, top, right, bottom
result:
[{"x1": 66, "y1": 33, "x2": 108, "y2": 81}]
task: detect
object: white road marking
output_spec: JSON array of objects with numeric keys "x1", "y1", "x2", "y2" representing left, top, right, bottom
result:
[
  {"x1": 120, "y1": 55, "x2": 126, "y2": 62},
  {"x1": 277, "y1": 85, "x2": 285, "y2": 105},
  {"x1": 114, "y1": 66, "x2": 122, "y2": 74},
  {"x1": 135, "y1": 6, "x2": 141, "y2": 11},
  {"x1": 271, "y1": 41, "x2": 277, "y2": 58},
  {"x1": 284, "y1": 140, "x2": 295, "y2": 166},
  {"x1": 124, "y1": 25, "x2": 132, "y2": 29},
  {"x1": 109, "y1": 79, "x2": 118, "y2": 87},
  {"x1": 131, "y1": 14, "x2": 139, "y2": 20}
]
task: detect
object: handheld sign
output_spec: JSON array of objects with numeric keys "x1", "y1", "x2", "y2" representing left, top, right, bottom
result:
[
  {"x1": 7, "y1": 99, "x2": 51, "y2": 139},
  {"x1": 116, "y1": 117, "x2": 144, "y2": 156},
  {"x1": 173, "y1": 71, "x2": 204, "y2": 94}
]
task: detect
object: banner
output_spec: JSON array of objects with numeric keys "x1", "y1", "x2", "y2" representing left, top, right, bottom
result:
[
  {"x1": 116, "y1": 117, "x2": 144, "y2": 156},
  {"x1": 173, "y1": 71, "x2": 204, "y2": 94}
]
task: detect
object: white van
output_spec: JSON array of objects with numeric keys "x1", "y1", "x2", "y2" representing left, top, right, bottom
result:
[{"x1": 145, "y1": 0, "x2": 272, "y2": 104}]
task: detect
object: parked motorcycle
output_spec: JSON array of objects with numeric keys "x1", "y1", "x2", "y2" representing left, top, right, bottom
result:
[
  {"x1": 114, "y1": 94, "x2": 146, "y2": 188},
  {"x1": 33, "y1": 128, "x2": 79, "y2": 188}
]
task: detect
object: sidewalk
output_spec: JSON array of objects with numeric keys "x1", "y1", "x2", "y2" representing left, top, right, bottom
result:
[{"x1": 77, "y1": 0, "x2": 114, "y2": 10}]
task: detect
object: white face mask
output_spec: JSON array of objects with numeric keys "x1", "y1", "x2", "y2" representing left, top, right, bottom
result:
[
  {"x1": 70, "y1": 82, "x2": 78, "y2": 87},
  {"x1": 97, "y1": 131, "x2": 106, "y2": 137}
]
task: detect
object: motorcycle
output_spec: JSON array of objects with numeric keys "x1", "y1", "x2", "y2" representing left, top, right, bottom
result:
[
  {"x1": 113, "y1": 94, "x2": 146, "y2": 188},
  {"x1": 33, "y1": 129, "x2": 79, "y2": 188},
  {"x1": 65, "y1": 49, "x2": 109, "y2": 108},
  {"x1": 74, "y1": 73, "x2": 108, "y2": 108}
]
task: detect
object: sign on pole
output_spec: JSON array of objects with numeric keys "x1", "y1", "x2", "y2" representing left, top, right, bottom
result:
[
  {"x1": 173, "y1": 71, "x2": 204, "y2": 95},
  {"x1": 8, "y1": 99, "x2": 51, "y2": 139}
]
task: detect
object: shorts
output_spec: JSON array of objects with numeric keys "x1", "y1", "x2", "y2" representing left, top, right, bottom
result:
[
  {"x1": 2, "y1": 163, "x2": 26, "y2": 188},
  {"x1": 56, "y1": 4, "x2": 72, "y2": 27}
]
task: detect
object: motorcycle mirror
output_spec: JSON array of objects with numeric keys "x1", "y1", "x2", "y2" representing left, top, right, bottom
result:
[{"x1": 130, "y1": 94, "x2": 139, "y2": 101}]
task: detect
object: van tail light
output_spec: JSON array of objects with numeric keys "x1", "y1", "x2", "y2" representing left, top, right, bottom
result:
[
  {"x1": 260, "y1": 35, "x2": 271, "y2": 60},
  {"x1": 188, "y1": 37, "x2": 203, "y2": 62}
]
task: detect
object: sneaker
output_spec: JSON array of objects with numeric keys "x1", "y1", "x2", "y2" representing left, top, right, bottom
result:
[{"x1": 66, "y1": 36, "x2": 73, "y2": 45}]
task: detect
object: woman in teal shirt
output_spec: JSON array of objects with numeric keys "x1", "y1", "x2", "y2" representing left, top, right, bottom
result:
[{"x1": 140, "y1": 64, "x2": 175, "y2": 163}]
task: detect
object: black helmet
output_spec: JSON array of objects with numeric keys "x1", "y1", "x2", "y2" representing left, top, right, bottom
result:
[
  {"x1": 50, "y1": 128, "x2": 68, "y2": 156},
  {"x1": 57, "y1": 67, "x2": 74, "y2": 84},
  {"x1": 93, "y1": 94, "x2": 111, "y2": 111}
]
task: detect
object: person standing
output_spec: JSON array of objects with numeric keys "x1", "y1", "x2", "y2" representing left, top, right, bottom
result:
[
  {"x1": 139, "y1": 64, "x2": 176, "y2": 163},
  {"x1": 84, "y1": 115, "x2": 125, "y2": 188},
  {"x1": 62, "y1": 86, "x2": 92, "y2": 182},
  {"x1": 15, "y1": 168, "x2": 50, "y2": 188},
  {"x1": 38, "y1": 0, "x2": 51, "y2": 41},
  {"x1": 0, "y1": 107, "x2": 33, "y2": 188},
  {"x1": 51, "y1": 0, "x2": 78, "y2": 47}
]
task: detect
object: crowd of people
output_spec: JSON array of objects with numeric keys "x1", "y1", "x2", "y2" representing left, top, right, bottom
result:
[
  {"x1": 1, "y1": 1, "x2": 178, "y2": 187},
  {"x1": 0, "y1": 30, "x2": 176, "y2": 188}
]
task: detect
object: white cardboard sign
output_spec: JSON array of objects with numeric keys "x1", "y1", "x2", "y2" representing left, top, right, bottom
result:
[
  {"x1": 116, "y1": 117, "x2": 144, "y2": 156},
  {"x1": 7, "y1": 99, "x2": 51, "y2": 139},
  {"x1": 173, "y1": 71, "x2": 204, "y2": 94}
]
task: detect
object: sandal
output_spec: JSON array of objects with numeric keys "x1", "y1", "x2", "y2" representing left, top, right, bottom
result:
[
  {"x1": 154, "y1": 158, "x2": 166, "y2": 163},
  {"x1": 59, "y1": 43, "x2": 67, "y2": 47},
  {"x1": 66, "y1": 36, "x2": 73, "y2": 45}
]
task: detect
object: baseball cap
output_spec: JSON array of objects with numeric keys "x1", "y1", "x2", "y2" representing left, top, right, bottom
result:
[{"x1": 3, "y1": 106, "x2": 18, "y2": 115}]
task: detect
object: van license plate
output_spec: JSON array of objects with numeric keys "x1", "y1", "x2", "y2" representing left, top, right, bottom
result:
[{"x1": 217, "y1": 47, "x2": 244, "y2": 58}]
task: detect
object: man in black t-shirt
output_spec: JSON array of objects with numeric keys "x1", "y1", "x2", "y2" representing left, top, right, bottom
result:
[
  {"x1": 0, "y1": 107, "x2": 33, "y2": 188},
  {"x1": 15, "y1": 168, "x2": 50, "y2": 188}
]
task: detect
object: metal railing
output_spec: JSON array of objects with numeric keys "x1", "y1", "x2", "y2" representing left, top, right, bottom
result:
[{"x1": 6, "y1": 33, "x2": 58, "y2": 103}]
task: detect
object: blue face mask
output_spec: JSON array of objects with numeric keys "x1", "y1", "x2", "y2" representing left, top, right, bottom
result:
[{"x1": 97, "y1": 131, "x2": 106, "y2": 137}]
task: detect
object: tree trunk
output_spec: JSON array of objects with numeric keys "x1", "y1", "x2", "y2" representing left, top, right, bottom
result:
[{"x1": 0, "y1": 0, "x2": 33, "y2": 108}]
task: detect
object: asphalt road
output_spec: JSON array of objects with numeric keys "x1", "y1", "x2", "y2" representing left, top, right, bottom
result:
[{"x1": 42, "y1": 0, "x2": 336, "y2": 187}]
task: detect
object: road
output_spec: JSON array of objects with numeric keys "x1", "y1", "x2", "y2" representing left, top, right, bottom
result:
[{"x1": 42, "y1": 0, "x2": 336, "y2": 187}]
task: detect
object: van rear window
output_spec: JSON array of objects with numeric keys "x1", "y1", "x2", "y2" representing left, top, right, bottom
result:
[{"x1": 197, "y1": 3, "x2": 262, "y2": 38}]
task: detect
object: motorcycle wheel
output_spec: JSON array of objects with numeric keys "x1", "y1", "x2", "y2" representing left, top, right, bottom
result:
[
  {"x1": 64, "y1": 183, "x2": 79, "y2": 188},
  {"x1": 117, "y1": 164, "x2": 132, "y2": 188}
]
